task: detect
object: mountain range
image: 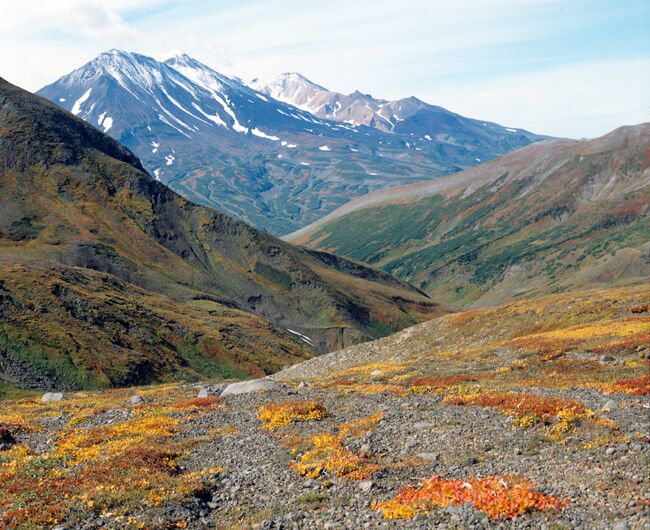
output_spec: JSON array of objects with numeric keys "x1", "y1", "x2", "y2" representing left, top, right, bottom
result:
[
  {"x1": 250, "y1": 71, "x2": 541, "y2": 141},
  {"x1": 0, "y1": 76, "x2": 442, "y2": 389},
  {"x1": 287, "y1": 123, "x2": 650, "y2": 307},
  {"x1": 37, "y1": 50, "x2": 547, "y2": 234}
]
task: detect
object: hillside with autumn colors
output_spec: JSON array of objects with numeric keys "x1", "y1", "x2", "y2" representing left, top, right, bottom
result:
[{"x1": 286, "y1": 124, "x2": 650, "y2": 308}]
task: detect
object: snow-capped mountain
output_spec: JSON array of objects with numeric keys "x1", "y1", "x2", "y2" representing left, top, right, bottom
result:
[
  {"x1": 38, "y1": 50, "x2": 340, "y2": 152},
  {"x1": 38, "y1": 50, "x2": 548, "y2": 234},
  {"x1": 251, "y1": 72, "x2": 540, "y2": 140}
]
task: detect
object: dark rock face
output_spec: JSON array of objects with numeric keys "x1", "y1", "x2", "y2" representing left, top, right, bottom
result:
[{"x1": 0, "y1": 427, "x2": 16, "y2": 451}]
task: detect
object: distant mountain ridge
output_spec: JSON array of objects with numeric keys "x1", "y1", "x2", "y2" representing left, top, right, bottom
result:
[
  {"x1": 0, "y1": 76, "x2": 442, "y2": 389},
  {"x1": 38, "y1": 50, "x2": 548, "y2": 235},
  {"x1": 250, "y1": 72, "x2": 543, "y2": 140},
  {"x1": 287, "y1": 123, "x2": 650, "y2": 308}
]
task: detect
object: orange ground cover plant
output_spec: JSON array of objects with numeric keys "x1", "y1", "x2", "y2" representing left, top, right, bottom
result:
[
  {"x1": 258, "y1": 400, "x2": 329, "y2": 429},
  {"x1": 372, "y1": 475, "x2": 569, "y2": 520}
]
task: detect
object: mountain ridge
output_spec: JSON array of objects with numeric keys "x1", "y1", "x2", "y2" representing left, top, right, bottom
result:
[
  {"x1": 250, "y1": 71, "x2": 545, "y2": 141},
  {"x1": 286, "y1": 123, "x2": 650, "y2": 307}
]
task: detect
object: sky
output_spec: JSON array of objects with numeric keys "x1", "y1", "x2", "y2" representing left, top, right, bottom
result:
[{"x1": 0, "y1": 0, "x2": 648, "y2": 138}]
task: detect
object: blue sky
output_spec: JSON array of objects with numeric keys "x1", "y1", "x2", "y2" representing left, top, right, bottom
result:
[{"x1": 0, "y1": 0, "x2": 648, "y2": 137}]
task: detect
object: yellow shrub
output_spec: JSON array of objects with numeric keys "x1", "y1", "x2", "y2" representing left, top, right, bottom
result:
[{"x1": 258, "y1": 400, "x2": 329, "y2": 429}]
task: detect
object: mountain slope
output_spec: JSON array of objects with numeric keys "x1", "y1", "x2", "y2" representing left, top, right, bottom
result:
[
  {"x1": 286, "y1": 124, "x2": 650, "y2": 307},
  {"x1": 0, "y1": 76, "x2": 442, "y2": 389},
  {"x1": 251, "y1": 72, "x2": 545, "y2": 142},
  {"x1": 38, "y1": 51, "x2": 547, "y2": 234}
]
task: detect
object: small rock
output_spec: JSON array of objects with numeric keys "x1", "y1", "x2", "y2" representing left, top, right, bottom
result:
[
  {"x1": 128, "y1": 395, "x2": 144, "y2": 405},
  {"x1": 359, "y1": 480, "x2": 373, "y2": 493},
  {"x1": 605, "y1": 447, "x2": 616, "y2": 456},
  {"x1": 370, "y1": 369, "x2": 382, "y2": 377},
  {"x1": 466, "y1": 456, "x2": 479, "y2": 465},
  {"x1": 599, "y1": 355, "x2": 615, "y2": 362},
  {"x1": 613, "y1": 521, "x2": 630, "y2": 530},
  {"x1": 602, "y1": 400, "x2": 618, "y2": 411},
  {"x1": 297, "y1": 381, "x2": 309, "y2": 389},
  {"x1": 360, "y1": 443, "x2": 372, "y2": 454},
  {"x1": 40, "y1": 392, "x2": 64, "y2": 403},
  {"x1": 414, "y1": 421, "x2": 435, "y2": 429},
  {"x1": 417, "y1": 452, "x2": 439, "y2": 461}
]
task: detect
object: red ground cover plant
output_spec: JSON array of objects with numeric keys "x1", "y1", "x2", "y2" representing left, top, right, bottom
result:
[
  {"x1": 173, "y1": 396, "x2": 223, "y2": 409},
  {"x1": 443, "y1": 391, "x2": 586, "y2": 423},
  {"x1": 606, "y1": 375, "x2": 650, "y2": 396},
  {"x1": 408, "y1": 374, "x2": 480, "y2": 389},
  {"x1": 372, "y1": 475, "x2": 569, "y2": 520}
]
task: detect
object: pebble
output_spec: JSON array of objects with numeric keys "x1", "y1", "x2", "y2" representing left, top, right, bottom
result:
[
  {"x1": 359, "y1": 480, "x2": 373, "y2": 493},
  {"x1": 197, "y1": 383, "x2": 228, "y2": 398},
  {"x1": 602, "y1": 399, "x2": 618, "y2": 411}
]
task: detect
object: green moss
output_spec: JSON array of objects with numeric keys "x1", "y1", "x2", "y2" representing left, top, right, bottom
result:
[
  {"x1": 254, "y1": 262, "x2": 293, "y2": 290},
  {"x1": 0, "y1": 382, "x2": 38, "y2": 402},
  {"x1": 0, "y1": 331, "x2": 99, "y2": 389}
]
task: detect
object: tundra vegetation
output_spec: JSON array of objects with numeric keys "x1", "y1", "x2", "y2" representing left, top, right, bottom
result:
[{"x1": 1, "y1": 285, "x2": 648, "y2": 528}]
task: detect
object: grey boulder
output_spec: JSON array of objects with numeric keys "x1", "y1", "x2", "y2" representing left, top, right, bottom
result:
[
  {"x1": 197, "y1": 383, "x2": 228, "y2": 398},
  {"x1": 221, "y1": 379, "x2": 285, "y2": 396},
  {"x1": 40, "y1": 392, "x2": 64, "y2": 403}
]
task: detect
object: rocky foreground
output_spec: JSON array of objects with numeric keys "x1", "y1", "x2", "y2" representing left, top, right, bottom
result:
[{"x1": 1, "y1": 285, "x2": 649, "y2": 529}]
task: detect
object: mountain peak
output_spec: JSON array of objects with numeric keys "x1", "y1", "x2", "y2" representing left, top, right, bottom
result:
[
  {"x1": 156, "y1": 49, "x2": 190, "y2": 62},
  {"x1": 277, "y1": 72, "x2": 322, "y2": 87}
]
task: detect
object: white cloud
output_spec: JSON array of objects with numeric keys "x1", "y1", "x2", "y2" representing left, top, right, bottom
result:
[{"x1": 0, "y1": 0, "x2": 155, "y2": 38}]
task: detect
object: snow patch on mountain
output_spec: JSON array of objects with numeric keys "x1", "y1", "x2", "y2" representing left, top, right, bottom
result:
[
  {"x1": 251, "y1": 128, "x2": 279, "y2": 141},
  {"x1": 71, "y1": 88, "x2": 92, "y2": 115}
]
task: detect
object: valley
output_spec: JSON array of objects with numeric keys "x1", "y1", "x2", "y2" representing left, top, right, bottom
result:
[
  {"x1": 0, "y1": 77, "x2": 440, "y2": 390},
  {"x1": 0, "y1": 10, "x2": 648, "y2": 528}
]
